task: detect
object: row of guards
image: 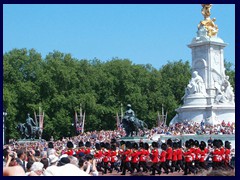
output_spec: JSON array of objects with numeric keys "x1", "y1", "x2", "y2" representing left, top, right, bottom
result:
[{"x1": 74, "y1": 104, "x2": 86, "y2": 134}]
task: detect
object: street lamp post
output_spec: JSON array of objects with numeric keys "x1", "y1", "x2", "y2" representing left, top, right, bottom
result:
[{"x1": 3, "y1": 111, "x2": 7, "y2": 146}]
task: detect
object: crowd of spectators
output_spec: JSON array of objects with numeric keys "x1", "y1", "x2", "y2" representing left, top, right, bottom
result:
[{"x1": 3, "y1": 120, "x2": 235, "y2": 176}]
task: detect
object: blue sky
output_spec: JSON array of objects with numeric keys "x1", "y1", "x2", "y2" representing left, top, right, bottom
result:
[{"x1": 3, "y1": 4, "x2": 235, "y2": 69}]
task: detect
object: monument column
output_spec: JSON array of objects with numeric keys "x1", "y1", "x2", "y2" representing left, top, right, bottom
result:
[{"x1": 170, "y1": 4, "x2": 235, "y2": 125}]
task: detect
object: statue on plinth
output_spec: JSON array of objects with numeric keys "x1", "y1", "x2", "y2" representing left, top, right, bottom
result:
[
  {"x1": 121, "y1": 104, "x2": 148, "y2": 137},
  {"x1": 17, "y1": 113, "x2": 42, "y2": 140}
]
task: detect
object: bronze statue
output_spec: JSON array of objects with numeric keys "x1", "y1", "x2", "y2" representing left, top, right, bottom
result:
[
  {"x1": 17, "y1": 113, "x2": 42, "y2": 140},
  {"x1": 122, "y1": 104, "x2": 148, "y2": 137}
]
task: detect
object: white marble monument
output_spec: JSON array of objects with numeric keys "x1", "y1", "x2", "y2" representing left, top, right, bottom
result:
[{"x1": 170, "y1": 4, "x2": 235, "y2": 125}]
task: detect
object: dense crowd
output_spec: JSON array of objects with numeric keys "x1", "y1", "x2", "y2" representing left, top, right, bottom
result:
[{"x1": 3, "y1": 133, "x2": 235, "y2": 176}]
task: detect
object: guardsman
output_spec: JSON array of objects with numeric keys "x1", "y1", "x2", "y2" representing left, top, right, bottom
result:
[
  {"x1": 172, "y1": 142, "x2": 180, "y2": 172},
  {"x1": 64, "y1": 141, "x2": 74, "y2": 156},
  {"x1": 183, "y1": 140, "x2": 196, "y2": 175},
  {"x1": 199, "y1": 142, "x2": 208, "y2": 170},
  {"x1": 85, "y1": 141, "x2": 91, "y2": 155},
  {"x1": 176, "y1": 140, "x2": 184, "y2": 171},
  {"x1": 150, "y1": 141, "x2": 161, "y2": 175},
  {"x1": 118, "y1": 141, "x2": 125, "y2": 172},
  {"x1": 102, "y1": 142, "x2": 112, "y2": 174},
  {"x1": 194, "y1": 140, "x2": 201, "y2": 171},
  {"x1": 224, "y1": 141, "x2": 234, "y2": 170},
  {"x1": 159, "y1": 143, "x2": 169, "y2": 174},
  {"x1": 110, "y1": 144, "x2": 120, "y2": 173},
  {"x1": 94, "y1": 143, "x2": 104, "y2": 172},
  {"x1": 166, "y1": 139, "x2": 174, "y2": 173},
  {"x1": 212, "y1": 139, "x2": 221, "y2": 170},
  {"x1": 138, "y1": 142, "x2": 148, "y2": 173},
  {"x1": 76, "y1": 141, "x2": 85, "y2": 155},
  {"x1": 131, "y1": 142, "x2": 141, "y2": 173},
  {"x1": 121, "y1": 141, "x2": 133, "y2": 175}
]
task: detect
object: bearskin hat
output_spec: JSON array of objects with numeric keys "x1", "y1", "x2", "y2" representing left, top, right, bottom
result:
[
  {"x1": 185, "y1": 140, "x2": 191, "y2": 149},
  {"x1": 111, "y1": 144, "x2": 116, "y2": 151},
  {"x1": 166, "y1": 139, "x2": 172, "y2": 147},
  {"x1": 125, "y1": 141, "x2": 132, "y2": 149},
  {"x1": 95, "y1": 143, "x2": 101, "y2": 150},
  {"x1": 120, "y1": 140, "x2": 125, "y2": 146},
  {"x1": 200, "y1": 141, "x2": 206, "y2": 148},
  {"x1": 100, "y1": 142, "x2": 105, "y2": 149},
  {"x1": 177, "y1": 140, "x2": 182, "y2": 148},
  {"x1": 133, "y1": 142, "x2": 138, "y2": 149},
  {"x1": 67, "y1": 141, "x2": 73, "y2": 148},
  {"x1": 105, "y1": 142, "x2": 111, "y2": 150},
  {"x1": 173, "y1": 142, "x2": 178, "y2": 149},
  {"x1": 194, "y1": 140, "x2": 199, "y2": 147},
  {"x1": 79, "y1": 141, "x2": 84, "y2": 147},
  {"x1": 219, "y1": 139, "x2": 223, "y2": 147},
  {"x1": 152, "y1": 141, "x2": 158, "y2": 148},
  {"x1": 85, "y1": 141, "x2": 91, "y2": 148},
  {"x1": 199, "y1": 144, "x2": 205, "y2": 151},
  {"x1": 139, "y1": 142, "x2": 144, "y2": 148},
  {"x1": 144, "y1": 143, "x2": 149, "y2": 150},
  {"x1": 225, "y1": 141, "x2": 231, "y2": 149},
  {"x1": 212, "y1": 139, "x2": 218, "y2": 147},
  {"x1": 161, "y1": 143, "x2": 167, "y2": 151},
  {"x1": 188, "y1": 139, "x2": 194, "y2": 147}
]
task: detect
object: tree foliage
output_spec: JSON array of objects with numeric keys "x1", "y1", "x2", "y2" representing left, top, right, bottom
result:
[{"x1": 3, "y1": 49, "x2": 235, "y2": 141}]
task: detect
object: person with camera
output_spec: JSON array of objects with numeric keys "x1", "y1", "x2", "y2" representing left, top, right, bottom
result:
[{"x1": 3, "y1": 147, "x2": 18, "y2": 167}]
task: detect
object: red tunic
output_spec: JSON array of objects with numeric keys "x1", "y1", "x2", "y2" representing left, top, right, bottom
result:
[
  {"x1": 195, "y1": 147, "x2": 201, "y2": 161},
  {"x1": 220, "y1": 147, "x2": 225, "y2": 161},
  {"x1": 172, "y1": 149, "x2": 178, "y2": 161},
  {"x1": 123, "y1": 149, "x2": 132, "y2": 162},
  {"x1": 102, "y1": 149, "x2": 111, "y2": 163},
  {"x1": 110, "y1": 150, "x2": 118, "y2": 163},
  {"x1": 183, "y1": 149, "x2": 193, "y2": 162},
  {"x1": 159, "y1": 150, "x2": 167, "y2": 162},
  {"x1": 84, "y1": 148, "x2": 91, "y2": 155},
  {"x1": 224, "y1": 149, "x2": 231, "y2": 163},
  {"x1": 199, "y1": 150, "x2": 207, "y2": 162},
  {"x1": 94, "y1": 150, "x2": 103, "y2": 162},
  {"x1": 212, "y1": 148, "x2": 222, "y2": 162},
  {"x1": 139, "y1": 149, "x2": 145, "y2": 162},
  {"x1": 131, "y1": 150, "x2": 140, "y2": 163},
  {"x1": 166, "y1": 147, "x2": 172, "y2": 160},
  {"x1": 190, "y1": 147, "x2": 196, "y2": 161},
  {"x1": 64, "y1": 149, "x2": 74, "y2": 156},
  {"x1": 151, "y1": 149, "x2": 159, "y2": 163},
  {"x1": 76, "y1": 148, "x2": 85, "y2": 155},
  {"x1": 177, "y1": 148, "x2": 183, "y2": 160}
]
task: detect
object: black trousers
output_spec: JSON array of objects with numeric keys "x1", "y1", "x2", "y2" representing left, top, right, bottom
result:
[
  {"x1": 184, "y1": 162, "x2": 195, "y2": 175},
  {"x1": 121, "y1": 162, "x2": 133, "y2": 175},
  {"x1": 151, "y1": 163, "x2": 161, "y2": 175},
  {"x1": 111, "y1": 162, "x2": 120, "y2": 172},
  {"x1": 139, "y1": 161, "x2": 149, "y2": 172},
  {"x1": 131, "y1": 162, "x2": 141, "y2": 172},
  {"x1": 166, "y1": 160, "x2": 174, "y2": 172},
  {"x1": 103, "y1": 162, "x2": 112, "y2": 174},
  {"x1": 159, "y1": 162, "x2": 169, "y2": 173},
  {"x1": 172, "y1": 161, "x2": 180, "y2": 171},
  {"x1": 199, "y1": 161, "x2": 208, "y2": 170},
  {"x1": 177, "y1": 160, "x2": 185, "y2": 171}
]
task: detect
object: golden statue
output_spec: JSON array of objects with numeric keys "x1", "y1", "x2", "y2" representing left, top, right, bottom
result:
[
  {"x1": 198, "y1": 4, "x2": 218, "y2": 37},
  {"x1": 201, "y1": 4, "x2": 212, "y2": 19}
]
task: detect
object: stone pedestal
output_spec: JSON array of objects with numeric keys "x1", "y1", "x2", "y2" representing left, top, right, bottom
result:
[{"x1": 170, "y1": 26, "x2": 235, "y2": 125}]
